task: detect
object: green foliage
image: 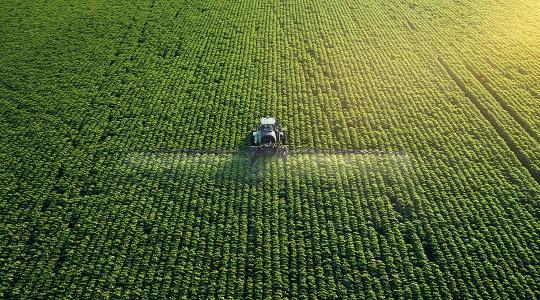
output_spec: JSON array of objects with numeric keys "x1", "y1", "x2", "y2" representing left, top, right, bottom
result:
[{"x1": 0, "y1": 0, "x2": 539, "y2": 298}]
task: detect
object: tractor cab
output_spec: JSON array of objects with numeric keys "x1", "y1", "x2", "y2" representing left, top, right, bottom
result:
[
  {"x1": 260, "y1": 117, "x2": 276, "y2": 133},
  {"x1": 251, "y1": 117, "x2": 288, "y2": 155}
]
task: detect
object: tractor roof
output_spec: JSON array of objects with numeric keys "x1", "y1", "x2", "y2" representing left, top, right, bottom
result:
[{"x1": 260, "y1": 117, "x2": 276, "y2": 125}]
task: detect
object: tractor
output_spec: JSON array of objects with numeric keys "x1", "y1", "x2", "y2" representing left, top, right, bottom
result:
[{"x1": 251, "y1": 117, "x2": 288, "y2": 156}]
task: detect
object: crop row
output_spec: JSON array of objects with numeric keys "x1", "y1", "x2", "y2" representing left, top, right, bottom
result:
[{"x1": 1, "y1": 0, "x2": 539, "y2": 298}]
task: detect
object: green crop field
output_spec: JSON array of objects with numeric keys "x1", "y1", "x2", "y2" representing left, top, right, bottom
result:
[{"x1": 1, "y1": 0, "x2": 539, "y2": 298}]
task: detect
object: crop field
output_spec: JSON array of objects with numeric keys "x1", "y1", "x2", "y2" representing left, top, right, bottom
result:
[{"x1": 1, "y1": 0, "x2": 539, "y2": 298}]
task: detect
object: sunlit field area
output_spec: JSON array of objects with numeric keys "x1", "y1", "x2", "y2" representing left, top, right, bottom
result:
[{"x1": 1, "y1": 0, "x2": 539, "y2": 298}]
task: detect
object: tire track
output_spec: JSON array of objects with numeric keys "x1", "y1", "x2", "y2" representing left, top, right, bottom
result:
[
  {"x1": 437, "y1": 57, "x2": 540, "y2": 184},
  {"x1": 464, "y1": 64, "x2": 540, "y2": 143}
]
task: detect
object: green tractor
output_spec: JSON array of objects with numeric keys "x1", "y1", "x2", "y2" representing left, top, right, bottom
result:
[{"x1": 251, "y1": 117, "x2": 288, "y2": 156}]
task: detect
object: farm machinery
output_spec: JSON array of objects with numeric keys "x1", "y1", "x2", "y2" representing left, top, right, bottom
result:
[{"x1": 250, "y1": 117, "x2": 288, "y2": 156}]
